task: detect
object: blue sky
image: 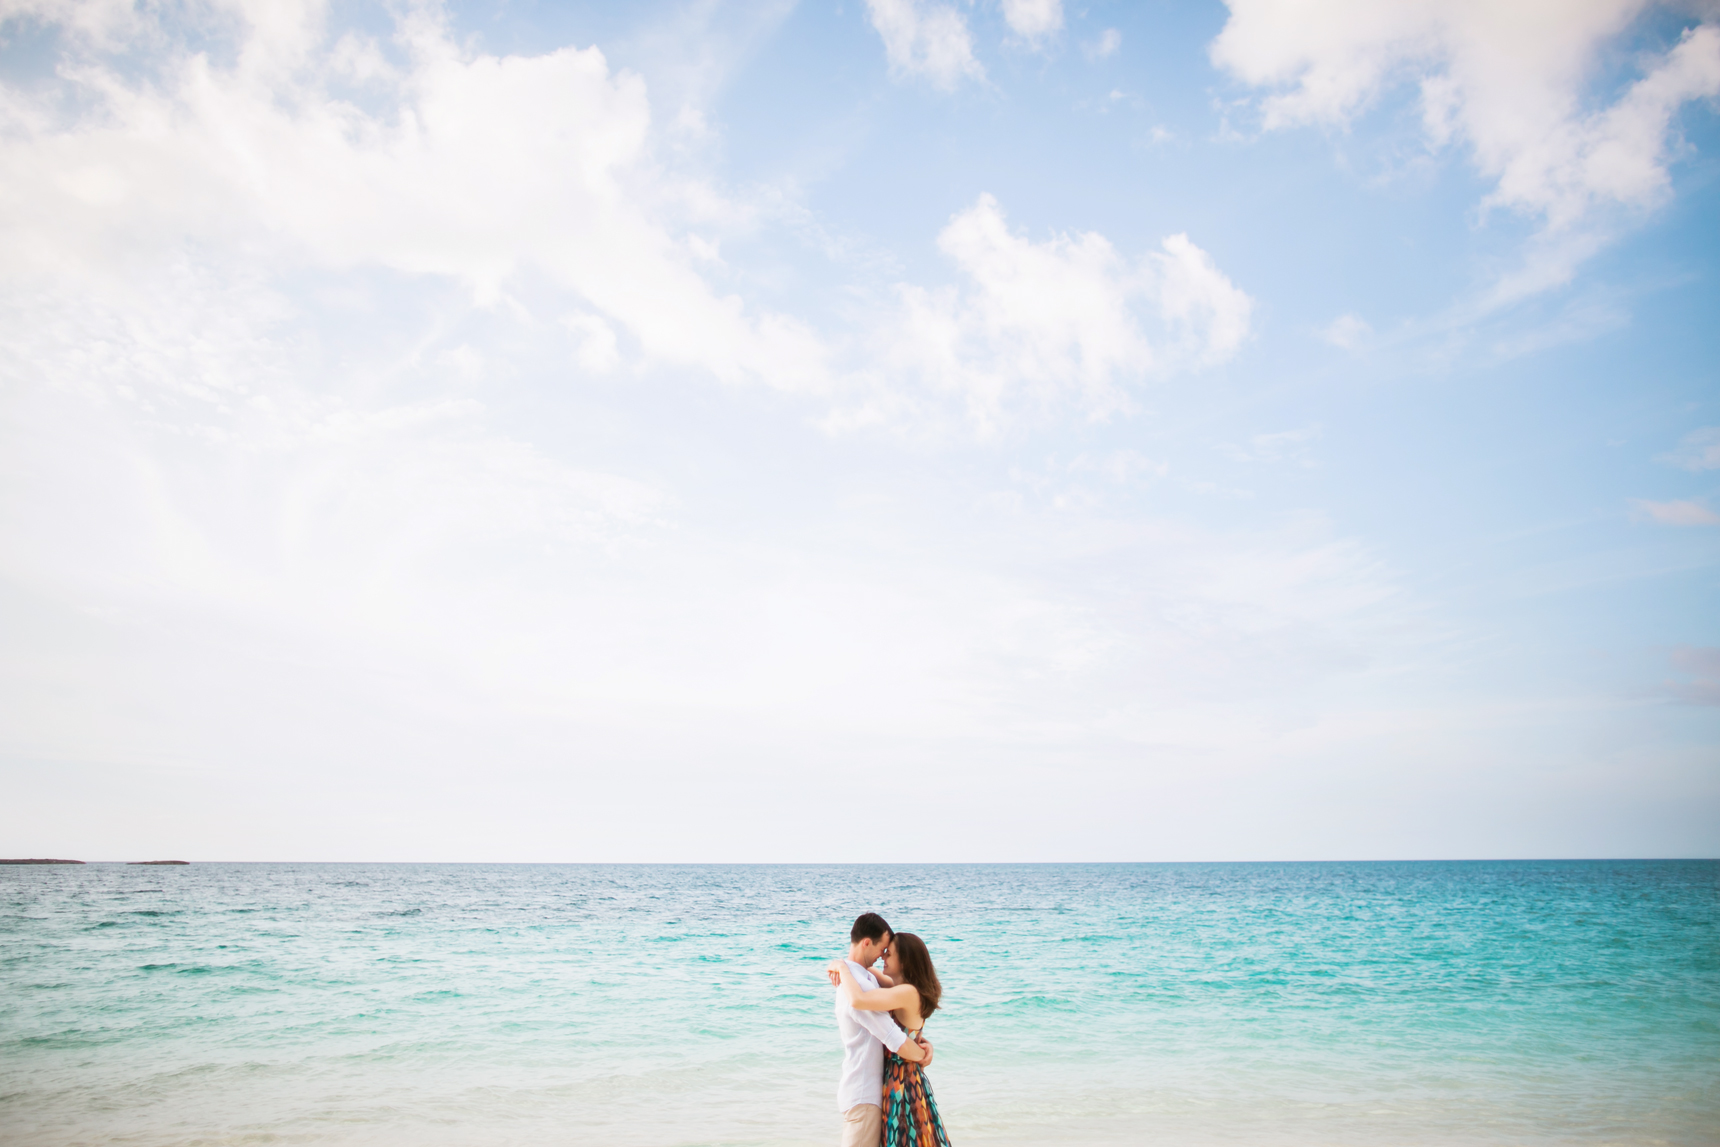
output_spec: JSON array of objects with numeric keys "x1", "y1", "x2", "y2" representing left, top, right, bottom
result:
[{"x1": 0, "y1": 0, "x2": 1716, "y2": 861}]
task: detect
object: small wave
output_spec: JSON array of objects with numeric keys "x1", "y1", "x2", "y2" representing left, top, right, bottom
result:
[
  {"x1": 137, "y1": 963, "x2": 216, "y2": 974},
  {"x1": 14, "y1": 1031, "x2": 102, "y2": 1049}
]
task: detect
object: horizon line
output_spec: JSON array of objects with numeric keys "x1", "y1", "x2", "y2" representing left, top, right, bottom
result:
[{"x1": 6, "y1": 856, "x2": 1717, "y2": 866}]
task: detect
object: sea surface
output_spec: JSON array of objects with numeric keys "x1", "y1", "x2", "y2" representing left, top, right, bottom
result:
[{"x1": 1, "y1": 861, "x2": 1715, "y2": 1147}]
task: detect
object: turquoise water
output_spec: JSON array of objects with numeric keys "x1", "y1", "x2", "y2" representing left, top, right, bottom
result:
[{"x1": 1, "y1": 861, "x2": 1715, "y2": 1146}]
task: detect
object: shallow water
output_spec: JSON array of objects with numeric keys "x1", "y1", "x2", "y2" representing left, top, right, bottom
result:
[{"x1": 1, "y1": 861, "x2": 1715, "y2": 1146}]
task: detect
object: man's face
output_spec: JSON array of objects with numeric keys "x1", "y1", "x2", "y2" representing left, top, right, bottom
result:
[{"x1": 859, "y1": 932, "x2": 892, "y2": 966}]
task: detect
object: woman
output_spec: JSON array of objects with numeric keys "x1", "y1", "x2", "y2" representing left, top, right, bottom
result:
[{"x1": 829, "y1": 934, "x2": 953, "y2": 1147}]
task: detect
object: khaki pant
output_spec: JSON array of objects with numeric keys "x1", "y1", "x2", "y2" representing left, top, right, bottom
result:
[{"x1": 840, "y1": 1103, "x2": 881, "y2": 1147}]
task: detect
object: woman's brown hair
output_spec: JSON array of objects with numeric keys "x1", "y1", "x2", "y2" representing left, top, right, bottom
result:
[{"x1": 891, "y1": 932, "x2": 941, "y2": 1021}]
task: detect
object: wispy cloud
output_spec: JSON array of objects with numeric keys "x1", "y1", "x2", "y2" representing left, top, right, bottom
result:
[
  {"x1": 1210, "y1": 2, "x2": 1720, "y2": 300},
  {"x1": 1221, "y1": 427, "x2": 1321, "y2": 466},
  {"x1": 855, "y1": 194, "x2": 1253, "y2": 432},
  {"x1": 1086, "y1": 28, "x2": 1122, "y2": 61},
  {"x1": 1633, "y1": 499, "x2": 1720, "y2": 526},
  {"x1": 1661, "y1": 427, "x2": 1720, "y2": 472},
  {"x1": 0, "y1": 1, "x2": 831, "y2": 395},
  {"x1": 1001, "y1": 0, "x2": 1063, "y2": 45},
  {"x1": 1319, "y1": 313, "x2": 1371, "y2": 350},
  {"x1": 864, "y1": 0, "x2": 984, "y2": 89},
  {"x1": 1, "y1": 1, "x2": 1263, "y2": 445}
]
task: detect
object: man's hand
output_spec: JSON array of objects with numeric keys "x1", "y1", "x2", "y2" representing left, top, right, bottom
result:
[{"x1": 914, "y1": 1036, "x2": 933, "y2": 1067}]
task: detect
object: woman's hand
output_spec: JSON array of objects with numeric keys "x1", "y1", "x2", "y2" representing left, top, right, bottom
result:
[{"x1": 826, "y1": 958, "x2": 849, "y2": 987}]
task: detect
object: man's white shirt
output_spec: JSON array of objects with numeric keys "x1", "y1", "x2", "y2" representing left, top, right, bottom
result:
[{"x1": 834, "y1": 959, "x2": 908, "y2": 1113}]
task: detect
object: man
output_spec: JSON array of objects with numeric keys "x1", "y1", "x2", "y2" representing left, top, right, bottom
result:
[{"x1": 834, "y1": 912, "x2": 932, "y2": 1147}]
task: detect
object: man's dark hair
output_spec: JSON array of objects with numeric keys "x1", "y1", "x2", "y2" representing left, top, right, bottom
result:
[{"x1": 851, "y1": 912, "x2": 892, "y2": 943}]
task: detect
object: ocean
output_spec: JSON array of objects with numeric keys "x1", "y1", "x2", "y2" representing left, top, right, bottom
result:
[{"x1": 1, "y1": 861, "x2": 1715, "y2": 1146}]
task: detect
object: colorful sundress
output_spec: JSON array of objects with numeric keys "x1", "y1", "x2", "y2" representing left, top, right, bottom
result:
[{"x1": 882, "y1": 1026, "x2": 952, "y2": 1147}]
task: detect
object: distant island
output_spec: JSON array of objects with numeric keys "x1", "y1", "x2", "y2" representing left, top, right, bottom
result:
[{"x1": 0, "y1": 859, "x2": 192, "y2": 865}]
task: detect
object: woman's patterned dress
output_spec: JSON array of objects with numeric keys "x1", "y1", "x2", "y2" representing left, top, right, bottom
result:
[{"x1": 882, "y1": 1028, "x2": 952, "y2": 1147}]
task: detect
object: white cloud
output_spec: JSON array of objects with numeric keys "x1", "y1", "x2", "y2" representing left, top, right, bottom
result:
[
  {"x1": 0, "y1": 0, "x2": 829, "y2": 394},
  {"x1": 0, "y1": 0, "x2": 140, "y2": 47},
  {"x1": 1222, "y1": 427, "x2": 1321, "y2": 466},
  {"x1": 1087, "y1": 28, "x2": 1122, "y2": 60},
  {"x1": 1319, "y1": 313, "x2": 1371, "y2": 350},
  {"x1": 865, "y1": 0, "x2": 985, "y2": 88},
  {"x1": 1634, "y1": 498, "x2": 1720, "y2": 526},
  {"x1": 1210, "y1": 1, "x2": 1720, "y2": 282},
  {"x1": 564, "y1": 313, "x2": 622, "y2": 374},
  {"x1": 1001, "y1": 0, "x2": 1063, "y2": 43},
  {"x1": 1155, "y1": 233, "x2": 1254, "y2": 363},
  {"x1": 870, "y1": 194, "x2": 1253, "y2": 430},
  {"x1": 0, "y1": 3, "x2": 1251, "y2": 447},
  {"x1": 1662, "y1": 426, "x2": 1720, "y2": 472},
  {"x1": 1483, "y1": 22, "x2": 1720, "y2": 229}
]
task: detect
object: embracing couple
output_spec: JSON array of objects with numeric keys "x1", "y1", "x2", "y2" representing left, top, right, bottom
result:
[{"x1": 828, "y1": 912, "x2": 953, "y2": 1147}]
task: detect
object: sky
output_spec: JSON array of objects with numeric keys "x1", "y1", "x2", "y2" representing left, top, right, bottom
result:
[{"x1": 0, "y1": 0, "x2": 1716, "y2": 863}]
